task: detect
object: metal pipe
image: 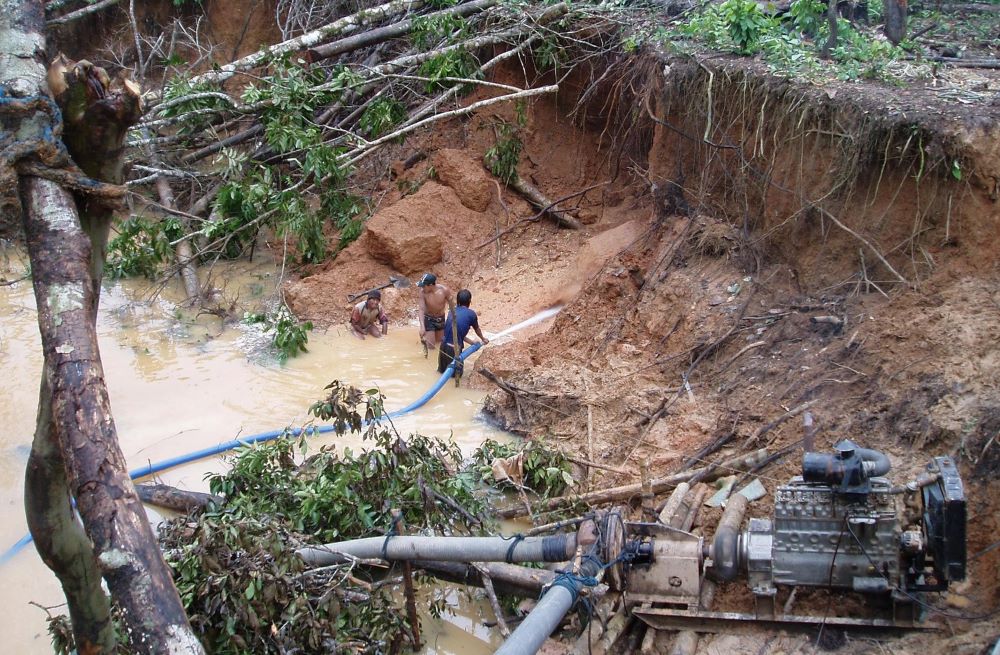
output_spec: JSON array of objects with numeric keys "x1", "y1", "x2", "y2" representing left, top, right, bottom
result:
[
  {"x1": 495, "y1": 581, "x2": 577, "y2": 655},
  {"x1": 707, "y1": 494, "x2": 748, "y2": 582},
  {"x1": 298, "y1": 532, "x2": 579, "y2": 566},
  {"x1": 495, "y1": 521, "x2": 600, "y2": 655}
]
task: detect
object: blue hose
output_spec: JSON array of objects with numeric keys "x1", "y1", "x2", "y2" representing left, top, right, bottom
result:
[{"x1": 0, "y1": 343, "x2": 483, "y2": 565}]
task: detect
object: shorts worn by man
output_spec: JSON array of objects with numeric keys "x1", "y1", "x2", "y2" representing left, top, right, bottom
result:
[
  {"x1": 350, "y1": 290, "x2": 388, "y2": 339},
  {"x1": 417, "y1": 273, "x2": 452, "y2": 355},
  {"x1": 438, "y1": 289, "x2": 489, "y2": 374}
]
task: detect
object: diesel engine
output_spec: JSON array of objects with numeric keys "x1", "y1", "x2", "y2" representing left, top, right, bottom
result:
[{"x1": 709, "y1": 440, "x2": 967, "y2": 620}]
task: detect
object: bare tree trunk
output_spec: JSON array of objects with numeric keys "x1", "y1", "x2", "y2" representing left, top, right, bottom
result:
[
  {"x1": 20, "y1": 176, "x2": 204, "y2": 654},
  {"x1": 5, "y1": 2, "x2": 204, "y2": 652},
  {"x1": 25, "y1": 378, "x2": 116, "y2": 653},
  {"x1": 883, "y1": 0, "x2": 907, "y2": 44},
  {"x1": 155, "y1": 174, "x2": 201, "y2": 303},
  {"x1": 136, "y1": 484, "x2": 222, "y2": 513}
]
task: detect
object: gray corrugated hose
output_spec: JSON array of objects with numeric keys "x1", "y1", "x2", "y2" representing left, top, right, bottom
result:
[{"x1": 298, "y1": 532, "x2": 579, "y2": 566}]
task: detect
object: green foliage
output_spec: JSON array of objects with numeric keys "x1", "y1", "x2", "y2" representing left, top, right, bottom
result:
[
  {"x1": 417, "y1": 49, "x2": 482, "y2": 92},
  {"x1": 484, "y1": 120, "x2": 523, "y2": 185},
  {"x1": 533, "y1": 34, "x2": 567, "y2": 72},
  {"x1": 279, "y1": 193, "x2": 328, "y2": 264},
  {"x1": 319, "y1": 189, "x2": 366, "y2": 252},
  {"x1": 322, "y1": 189, "x2": 363, "y2": 229},
  {"x1": 830, "y1": 22, "x2": 903, "y2": 81},
  {"x1": 209, "y1": 385, "x2": 488, "y2": 541},
  {"x1": 308, "y1": 381, "x2": 386, "y2": 437},
  {"x1": 412, "y1": 13, "x2": 468, "y2": 48},
  {"x1": 162, "y1": 509, "x2": 410, "y2": 654},
  {"x1": 337, "y1": 218, "x2": 365, "y2": 249},
  {"x1": 719, "y1": 0, "x2": 778, "y2": 54},
  {"x1": 159, "y1": 384, "x2": 509, "y2": 652},
  {"x1": 244, "y1": 304, "x2": 313, "y2": 363},
  {"x1": 203, "y1": 59, "x2": 370, "y2": 267},
  {"x1": 677, "y1": 0, "x2": 906, "y2": 82},
  {"x1": 789, "y1": 0, "x2": 825, "y2": 36},
  {"x1": 471, "y1": 439, "x2": 575, "y2": 496},
  {"x1": 358, "y1": 97, "x2": 407, "y2": 138},
  {"x1": 215, "y1": 164, "x2": 341, "y2": 265},
  {"x1": 211, "y1": 177, "x2": 271, "y2": 259},
  {"x1": 105, "y1": 215, "x2": 183, "y2": 279},
  {"x1": 159, "y1": 77, "x2": 229, "y2": 134}
]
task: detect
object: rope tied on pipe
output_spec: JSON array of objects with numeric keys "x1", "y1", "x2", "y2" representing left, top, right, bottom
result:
[
  {"x1": 547, "y1": 569, "x2": 600, "y2": 603},
  {"x1": 503, "y1": 533, "x2": 525, "y2": 563},
  {"x1": 381, "y1": 513, "x2": 403, "y2": 560}
]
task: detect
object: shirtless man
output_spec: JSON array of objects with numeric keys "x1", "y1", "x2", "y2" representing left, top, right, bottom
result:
[
  {"x1": 416, "y1": 273, "x2": 452, "y2": 355},
  {"x1": 350, "y1": 290, "x2": 388, "y2": 339}
]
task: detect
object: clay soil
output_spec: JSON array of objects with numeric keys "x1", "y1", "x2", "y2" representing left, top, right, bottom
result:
[{"x1": 285, "y1": 52, "x2": 1000, "y2": 653}]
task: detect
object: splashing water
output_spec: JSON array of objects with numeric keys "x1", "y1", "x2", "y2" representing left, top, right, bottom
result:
[{"x1": 489, "y1": 306, "x2": 562, "y2": 340}]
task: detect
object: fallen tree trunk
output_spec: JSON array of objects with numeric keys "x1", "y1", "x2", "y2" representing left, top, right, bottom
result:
[
  {"x1": 136, "y1": 484, "x2": 222, "y2": 513},
  {"x1": 509, "y1": 175, "x2": 583, "y2": 229},
  {"x1": 189, "y1": 0, "x2": 427, "y2": 86},
  {"x1": 306, "y1": 0, "x2": 496, "y2": 61},
  {"x1": 415, "y1": 560, "x2": 608, "y2": 598},
  {"x1": 155, "y1": 171, "x2": 201, "y2": 303},
  {"x1": 497, "y1": 449, "x2": 768, "y2": 519}
]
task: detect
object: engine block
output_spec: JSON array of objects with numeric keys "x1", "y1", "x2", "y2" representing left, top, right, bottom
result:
[{"x1": 744, "y1": 476, "x2": 901, "y2": 597}]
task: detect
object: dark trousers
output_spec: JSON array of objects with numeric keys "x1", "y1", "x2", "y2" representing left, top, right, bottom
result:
[{"x1": 437, "y1": 343, "x2": 464, "y2": 375}]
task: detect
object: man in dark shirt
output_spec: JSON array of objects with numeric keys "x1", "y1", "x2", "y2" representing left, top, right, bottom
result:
[{"x1": 438, "y1": 289, "x2": 489, "y2": 374}]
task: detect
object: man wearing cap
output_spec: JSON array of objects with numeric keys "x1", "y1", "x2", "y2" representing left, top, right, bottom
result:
[
  {"x1": 416, "y1": 273, "x2": 452, "y2": 355},
  {"x1": 438, "y1": 289, "x2": 489, "y2": 375},
  {"x1": 350, "y1": 290, "x2": 389, "y2": 339}
]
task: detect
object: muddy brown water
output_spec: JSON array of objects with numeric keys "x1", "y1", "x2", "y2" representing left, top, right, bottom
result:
[{"x1": 0, "y1": 249, "x2": 517, "y2": 653}]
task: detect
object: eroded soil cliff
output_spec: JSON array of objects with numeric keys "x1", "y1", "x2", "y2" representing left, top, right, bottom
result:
[{"x1": 286, "y1": 52, "x2": 1000, "y2": 652}]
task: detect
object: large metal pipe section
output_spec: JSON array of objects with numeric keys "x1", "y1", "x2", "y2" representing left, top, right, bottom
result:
[
  {"x1": 494, "y1": 581, "x2": 579, "y2": 655},
  {"x1": 707, "y1": 494, "x2": 749, "y2": 582},
  {"x1": 298, "y1": 531, "x2": 580, "y2": 566},
  {"x1": 495, "y1": 521, "x2": 600, "y2": 655}
]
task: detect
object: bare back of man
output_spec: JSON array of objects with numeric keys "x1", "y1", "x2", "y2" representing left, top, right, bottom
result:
[{"x1": 417, "y1": 274, "x2": 452, "y2": 352}]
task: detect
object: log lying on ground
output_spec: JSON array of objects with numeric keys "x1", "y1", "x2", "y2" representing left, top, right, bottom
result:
[
  {"x1": 414, "y1": 560, "x2": 608, "y2": 599},
  {"x1": 136, "y1": 484, "x2": 222, "y2": 513},
  {"x1": 306, "y1": 0, "x2": 496, "y2": 61},
  {"x1": 497, "y1": 449, "x2": 768, "y2": 519},
  {"x1": 510, "y1": 176, "x2": 583, "y2": 229},
  {"x1": 188, "y1": 0, "x2": 428, "y2": 86}
]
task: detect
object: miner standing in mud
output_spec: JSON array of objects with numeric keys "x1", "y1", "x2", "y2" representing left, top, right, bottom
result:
[
  {"x1": 417, "y1": 273, "x2": 453, "y2": 355},
  {"x1": 350, "y1": 290, "x2": 389, "y2": 339},
  {"x1": 438, "y1": 289, "x2": 489, "y2": 375}
]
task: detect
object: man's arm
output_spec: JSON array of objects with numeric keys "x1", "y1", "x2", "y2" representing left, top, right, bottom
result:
[
  {"x1": 379, "y1": 307, "x2": 388, "y2": 335},
  {"x1": 417, "y1": 289, "x2": 427, "y2": 336},
  {"x1": 470, "y1": 315, "x2": 489, "y2": 345},
  {"x1": 349, "y1": 306, "x2": 365, "y2": 337}
]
